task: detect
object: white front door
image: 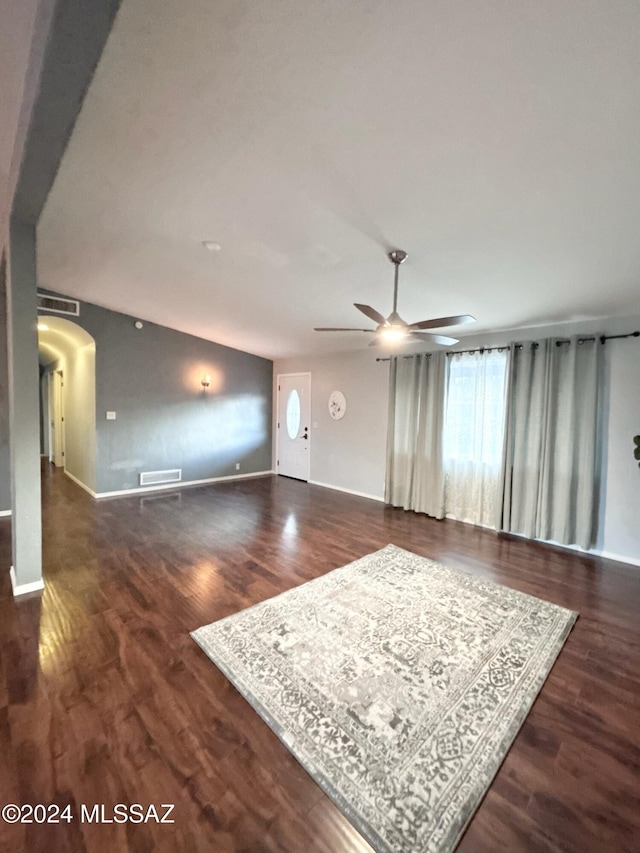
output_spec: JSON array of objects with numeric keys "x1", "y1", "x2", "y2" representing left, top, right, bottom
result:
[{"x1": 277, "y1": 373, "x2": 310, "y2": 481}]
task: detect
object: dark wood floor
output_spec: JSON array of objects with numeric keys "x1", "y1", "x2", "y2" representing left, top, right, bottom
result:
[{"x1": 1, "y1": 464, "x2": 639, "y2": 852}]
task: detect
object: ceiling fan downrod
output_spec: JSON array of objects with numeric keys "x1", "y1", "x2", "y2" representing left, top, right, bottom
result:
[
  {"x1": 388, "y1": 249, "x2": 407, "y2": 319},
  {"x1": 312, "y1": 245, "x2": 473, "y2": 347}
]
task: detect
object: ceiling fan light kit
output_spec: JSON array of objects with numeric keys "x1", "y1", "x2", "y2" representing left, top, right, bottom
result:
[{"x1": 314, "y1": 249, "x2": 475, "y2": 348}]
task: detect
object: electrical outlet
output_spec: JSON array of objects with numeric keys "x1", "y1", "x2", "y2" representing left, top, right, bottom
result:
[
  {"x1": 235, "y1": 463, "x2": 240, "y2": 470},
  {"x1": 106, "y1": 411, "x2": 116, "y2": 420}
]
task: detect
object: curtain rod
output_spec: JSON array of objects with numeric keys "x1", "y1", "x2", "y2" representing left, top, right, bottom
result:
[{"x1": 375, "y1": 330, "x2": 640, "y2": 362}]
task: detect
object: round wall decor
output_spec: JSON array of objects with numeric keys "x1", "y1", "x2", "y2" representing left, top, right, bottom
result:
[{"x1": 328, "y1": 390, "x2": 347, "y2": 420}]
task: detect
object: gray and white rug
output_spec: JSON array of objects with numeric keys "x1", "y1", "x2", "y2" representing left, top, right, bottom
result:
[{"x1": 191, "y1": 545, "x2": 577, "y2": 853}]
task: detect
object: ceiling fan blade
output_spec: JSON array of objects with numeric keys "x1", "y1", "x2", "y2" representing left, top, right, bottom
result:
[
  {"x1": 409, "y1": 332, "x2": 459, "y2": 346},
  {"x1": 314, "y1": 327, "x2": 375, "y2": 332},
  {"x1": 354, "y1": 303, "x2": 387, "y2": 325},
  {"x1": 409, "y1": 314, "x2": 476, "y2": 330}
]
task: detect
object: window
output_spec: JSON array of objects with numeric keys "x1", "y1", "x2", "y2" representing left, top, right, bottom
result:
[
  {"x1": 444, "y1": 350, "x2": 507, "y2": 465},
  {"x1": 286, "y1": 389, "x2": 301, "y2": 439},
  {"x1": 443, "y1": 350, "x2": 508, "y2": 527}
]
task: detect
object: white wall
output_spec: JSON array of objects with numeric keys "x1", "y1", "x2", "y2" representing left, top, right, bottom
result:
[
  {"x1": 39, "y1": 371, "x2": 49, "y2": 457},
  {"x1": 275, "y1": 314, "x2": 640, "y2": 566},
  {"x1": 601, "y1": 340, "x2": 640, "y2": 565},
  {"x1": 274, "y1": 349, "x2": 389, "y2": 500},
  {"x1": 63, "y1": 342, "x2": 96, "y2": 491}
]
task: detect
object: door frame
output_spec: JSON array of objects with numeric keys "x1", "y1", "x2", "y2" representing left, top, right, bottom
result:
[
  {"x1": 47, "y1": 371, "x2": 54, "y2": 462},
  {"x1": 276, "y1": 372, "x2": 311, "y2": 482},
  {"x1": 51, "y1": 369, "x2": 65, "y2": 468}
]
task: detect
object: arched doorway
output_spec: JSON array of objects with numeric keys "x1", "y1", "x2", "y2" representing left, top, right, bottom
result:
[{"x1": 37, "y1": 316, "x2": 97, "y2": 494}]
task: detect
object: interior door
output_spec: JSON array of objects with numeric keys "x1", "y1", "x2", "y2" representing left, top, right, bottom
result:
[
  {"x1": 277, "y1": 373, "x2": 310, "y2": 481},
  {"x1": 51, "y1": 370, "x2": 65, "y2": 468},
  {"x1": 48, "y1": 372, "x2": 55, "y2": 462}
]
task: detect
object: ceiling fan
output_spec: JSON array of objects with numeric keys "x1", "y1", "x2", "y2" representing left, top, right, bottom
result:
[{"x1": 314, "y1": 249, "x2": 475, "y2": 346}]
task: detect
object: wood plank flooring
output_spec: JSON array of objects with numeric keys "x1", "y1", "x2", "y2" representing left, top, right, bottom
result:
[{"x1": 0, "y1": 464, "x2": 639, "y2": 852}]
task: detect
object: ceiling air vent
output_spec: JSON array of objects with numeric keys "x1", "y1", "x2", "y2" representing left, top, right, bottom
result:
[
  {"x1": 139, "y1": 469, "x2": 182, "y2": 487},
  {"x1": 37, "y1": 292, "x2": 80, "y2": 316}
]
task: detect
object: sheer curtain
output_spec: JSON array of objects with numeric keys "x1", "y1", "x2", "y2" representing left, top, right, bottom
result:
[
  {"x1": 385, "y1": 352, "x2": 446, "y2": 518},
  {"x1": 498, "y1": 336, "x2": 603, "y2": 549},
  {"x1": 443, "y1": 349, "x2": 509, "y2": 527}
]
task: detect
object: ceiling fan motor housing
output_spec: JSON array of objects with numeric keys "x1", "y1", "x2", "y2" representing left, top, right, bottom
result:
[
  {"x1": 384, "y1": 311, "x2": 406, "y2": 327},
  {"x1": 389, "y1": 250, "x2": 407, "y2": 265}
]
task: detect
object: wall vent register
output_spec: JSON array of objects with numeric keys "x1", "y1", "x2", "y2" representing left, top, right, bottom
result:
[
  {"x1": 37, "y1": 292, "x2": 80, "y2": 316},
  {"x1": 139, "y1": 469, "x2": 182, "y2": 487}
]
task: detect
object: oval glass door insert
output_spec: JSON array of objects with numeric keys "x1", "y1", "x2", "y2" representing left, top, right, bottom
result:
[{"x1": 286, "y1": 389, "x2": 301, "y2": 439}]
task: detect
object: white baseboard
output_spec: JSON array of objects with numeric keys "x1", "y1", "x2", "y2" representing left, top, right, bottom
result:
[
  {"x1": 500, "y1": 528, "x2": 640, "y2": 569},
  {"x1": 445, "y1": 512, "x2": 496, "y2": 530},
  {"x1": 94, "y1": 470, "x2": 274, "y2": 500},
  {"x1": 0, "y1": 471, "x2": 279, "y2": 515},
  {"x1": 9, "y1": 566, "x2": 45, "y2": 596},
  {"x1": 64, "y1": 469, "x2": 97, "y2": 497},
  {"x1": 307, "y1": 480, "x2": 384, "y2": 503},
  {"x1": 586, "y1": 548, "x2": 640, "y2": 569}
]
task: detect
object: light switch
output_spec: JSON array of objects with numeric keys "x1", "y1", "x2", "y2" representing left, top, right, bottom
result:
[{"x1": 106, "y1": 411, "x2": 116, "y2": 420}]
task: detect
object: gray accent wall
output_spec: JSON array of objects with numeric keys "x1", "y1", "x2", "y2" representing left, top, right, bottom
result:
[
  {"x1": 7, "y1": 219, "x2": 42, "y2": 584},
  {"x1": 39, "y1": 296, "x2": 273, "y2": 494}
]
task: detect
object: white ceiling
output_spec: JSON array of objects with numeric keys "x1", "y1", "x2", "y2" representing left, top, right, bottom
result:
[{"x1": 38, "y1": 0, "x2": 640, "y2": 359}]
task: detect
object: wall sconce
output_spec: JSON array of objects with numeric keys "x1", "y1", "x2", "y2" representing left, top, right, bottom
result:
[{"x1": 201, "y1": 375, "x2": 211, "y2": 390}]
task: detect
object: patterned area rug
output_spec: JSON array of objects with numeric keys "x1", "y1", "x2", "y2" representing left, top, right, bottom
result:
[{"x1": 192, "y1": 545, "x2": 577, "y2": 853}]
